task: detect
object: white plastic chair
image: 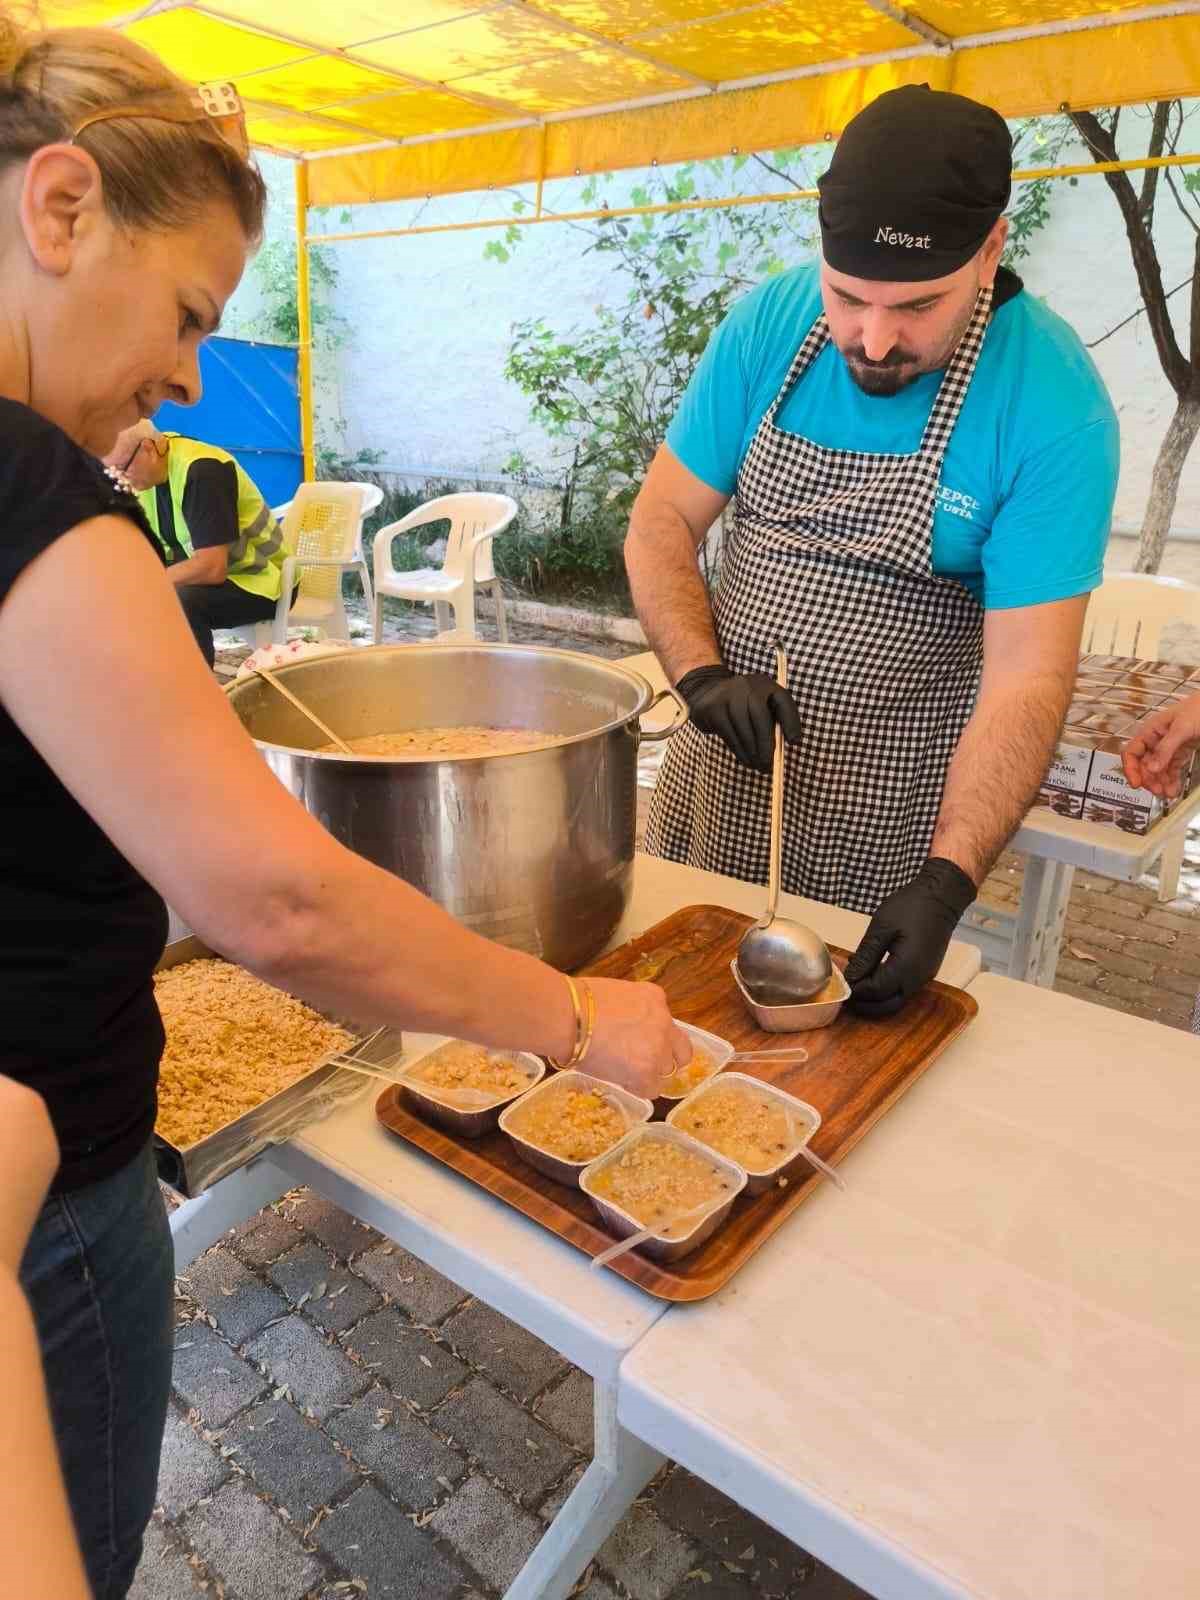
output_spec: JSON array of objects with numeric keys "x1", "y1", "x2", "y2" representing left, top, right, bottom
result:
[
  {"x1": 233, "y1": 481, "x2": 369, "y2": 650},
  {"x1": 1084, "y1": 571, "x2": 1200, "y2": 658},
  {"x1": 372, "y1": 492, "x2": 517, "y2": 645},
  {"x1": 1084, "y1": 572, "x2": 1200, "y2": 900}
]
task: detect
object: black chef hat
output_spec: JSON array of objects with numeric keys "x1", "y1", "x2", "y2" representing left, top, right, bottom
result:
[{"x1": 817, "y1": 85, "x2": 1012, "y2": 282}]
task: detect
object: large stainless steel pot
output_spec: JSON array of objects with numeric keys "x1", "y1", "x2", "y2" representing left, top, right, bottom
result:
[{"x1": 225, "y1": 643, "x2": 684, "y2": 971}]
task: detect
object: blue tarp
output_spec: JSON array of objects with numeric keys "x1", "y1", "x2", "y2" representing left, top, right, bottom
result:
[{"x1": 155, "y1": 337, "x2": 302, "y2": 509}]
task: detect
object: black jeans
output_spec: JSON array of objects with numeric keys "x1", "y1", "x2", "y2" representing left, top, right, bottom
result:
[
  {"x1": 21, "y1": 1142, "x2": 174, "y2": 1600},
  {"x1": 176, "y1": 580, "x2": 280, "y2": 668}
]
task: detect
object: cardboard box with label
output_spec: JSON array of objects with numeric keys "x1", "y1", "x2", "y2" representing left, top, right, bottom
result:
[{"x1": 1032, "y1": 655, "x2": 1200, "y2": 835}]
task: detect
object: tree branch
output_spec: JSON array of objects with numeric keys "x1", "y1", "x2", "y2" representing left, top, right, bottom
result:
[
  {"x1": 1086, "y1": 274, "x2": 1195, "y2": 348},
  {"x1": 1069, "y1": 107, "x2": 1191, "y2": 396},
  {"x1": 1139, "y1": 100, "x2": 1172, "y2": 222},
  {"x1": 1164, "y1": 168, "x2": 1200, "y2": 237},
  {"x1": 1192, "y1": 234, "x2": 1200, "y2": 378},
  {"x1": 749, "y1": 152, "x2": 809, "y2": 193}
]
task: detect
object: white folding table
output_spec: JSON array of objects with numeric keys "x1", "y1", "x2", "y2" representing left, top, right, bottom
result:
[
  {"x1": 167, "y1": 853, "x2": 980, "y2": 1600},
  {"x1": 619, "y1": 974, "x2": 1200, "y2": 1600},
  {"x1": 962, "y1": 797, "x2": 1200, "y2": 985}
]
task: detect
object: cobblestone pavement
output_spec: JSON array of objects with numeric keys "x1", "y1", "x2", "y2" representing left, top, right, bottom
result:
[
  {"x1": 155, "y1": 605, "x2": 1198, "y2": 1599},
  {"x1": 136, "y1": 1189, "x2": 872, "y2": 1600},
  {"x1": 978, "y1": 836, "x2": 1200, "y2": 1031},
  {"x1": 211, "y1": 599, "x2": 640, "y2": 685}
]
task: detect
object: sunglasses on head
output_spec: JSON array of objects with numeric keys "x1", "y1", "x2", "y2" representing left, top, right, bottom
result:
[{"x1": 72, "y1": 81, "x2": 249, "y2": 162}]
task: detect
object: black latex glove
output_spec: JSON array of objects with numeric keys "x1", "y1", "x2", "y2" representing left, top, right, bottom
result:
[
  {"x1": 845, "y1": 858, "x2": 976, "y2": 1019},
  {"x1": 676, "y1": 665, "x2": 803, "y2": 772}
]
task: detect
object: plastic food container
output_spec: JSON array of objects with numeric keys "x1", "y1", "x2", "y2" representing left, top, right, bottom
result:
[
  {"x1": 399, "y1": 1043, "x2": 545, "y2": 1138},
  {"x1": 653, "y1": 1021, "x2": 735, "y2": 1119},
  {"x1": 579, "y1": 1123, "x2": 746, "y2": 1264},
  {"x1": 730, "y1": 959, "x2": 850, "y2": 1032},
  {"x1": 499, "y1": 1071, "x2": 653, "y2": 1187},
  {"x1": 667, "y1": 1072, "x2": 822, "y2": 1196}
]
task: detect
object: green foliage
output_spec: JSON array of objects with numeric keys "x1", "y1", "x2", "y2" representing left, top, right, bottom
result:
[
  {"x1": 250, "y1": 237, "x2": 343, "y2": 348},
  {"x1": 485, "y1": 155, "x2": 819, "y2": 606},
  {"x1": 1004, "y1": 116, "x2": 1077, "y2": 264},
  {"x1": 490, "y1": 451, "x2": 630, "y2": 609}
]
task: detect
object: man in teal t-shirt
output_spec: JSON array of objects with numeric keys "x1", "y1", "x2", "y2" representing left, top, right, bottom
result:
[{"x1": 626, "y1": 84, "x2": 1118, "y2": 1016}]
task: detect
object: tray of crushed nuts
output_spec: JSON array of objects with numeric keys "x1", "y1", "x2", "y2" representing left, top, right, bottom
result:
[{"x1": 153, "y1": 936, "x2": 403, "y2": 1197}]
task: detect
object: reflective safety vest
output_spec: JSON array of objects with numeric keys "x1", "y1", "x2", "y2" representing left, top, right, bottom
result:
[{"x1": 139, "y1": 436, "x2": 285, "y2": 602}]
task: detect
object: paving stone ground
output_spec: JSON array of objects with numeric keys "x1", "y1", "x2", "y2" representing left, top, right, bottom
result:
[
  {"x1": 145, "y1": 606, "x2": 1199, "y2": 1599},
  {"x1": 145, "y1": 1182, "x2": 874, "y2": 1600}
]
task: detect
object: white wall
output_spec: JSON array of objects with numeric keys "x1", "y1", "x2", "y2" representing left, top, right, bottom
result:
[
  {"x1": 225, "y1": 120, "x2": 1199, "y2": 531},
  {"x1": 1016, "y1": 120, "x2": 1199, "y2": 532}
]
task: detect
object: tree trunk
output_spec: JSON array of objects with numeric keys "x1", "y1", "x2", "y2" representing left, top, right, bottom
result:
[{"x1": 1135, "y1": 395, "x2": 1200, "y2": 573}]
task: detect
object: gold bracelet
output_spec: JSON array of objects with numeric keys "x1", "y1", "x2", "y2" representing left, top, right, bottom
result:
[
  {"x1": 574, "y1": 981, "x2": 597, "y2": 1068},
  {"x1": 549, "y1": 974, "x2": 586, "y2": 1069}
]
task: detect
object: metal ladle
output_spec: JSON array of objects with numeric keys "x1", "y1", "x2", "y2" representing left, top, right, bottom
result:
[{"x1": 735, "y1": 644, "x2": 833, "y2": 1005}]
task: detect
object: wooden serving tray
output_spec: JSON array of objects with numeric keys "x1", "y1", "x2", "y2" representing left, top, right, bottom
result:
[{"x1": 375, "y1": 904, "x2": 977, "y2": 1302}]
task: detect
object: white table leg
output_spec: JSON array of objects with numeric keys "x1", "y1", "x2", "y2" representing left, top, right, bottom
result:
[
  {"x1": 1009, "y1": 856, "x2": 1075, "y2": 987},
  {"x1": 168, "y1": 1156, "x2": 294, "y2": 1273},
  {"x1": 1157, "y1": 828, "x2": 1186, "y2": 903},
  {"x1": 503, "y1": 1381, "x2": 664, "y2": 1600}
]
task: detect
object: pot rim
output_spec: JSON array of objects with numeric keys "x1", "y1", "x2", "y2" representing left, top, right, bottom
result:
[{"x1": 225, "y1": 641, "x2": 658, "y2": 764}]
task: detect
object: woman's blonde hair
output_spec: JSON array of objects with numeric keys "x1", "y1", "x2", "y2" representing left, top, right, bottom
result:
[{"x1": 0, "y1": 9, "x2": 266, "y2": 241}]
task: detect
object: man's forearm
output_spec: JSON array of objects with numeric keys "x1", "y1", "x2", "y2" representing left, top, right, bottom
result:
[
  {"x1": 931, "y1": 675, "x2": 1071, "y2": 885},
  {"x1": 625, "y1": 503, "x2": 722, "y2": 685},
  {"x1": 167, "y1": 549, "x2": 228, "y2": 587}
]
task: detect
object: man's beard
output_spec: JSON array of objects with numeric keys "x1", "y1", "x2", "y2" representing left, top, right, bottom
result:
[
  {"x1": 841, "y1": 294, "x2": 979, "y2": 397},
  {"x1": 844, "y1": 350, "x2": 921, "y2": 396}
]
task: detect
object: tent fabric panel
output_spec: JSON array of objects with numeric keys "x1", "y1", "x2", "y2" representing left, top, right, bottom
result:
[
  {"x1": 951, "y1": 17, "x2": 1200, "y2": 121},
  {"x1": 125, "y1": 10, "x2": 307, "y2": 81},
  {"x1": 308, "y1": 123, "x2": 548, "y2": 205},
  {"x1": 452, "y1": 46, "x2": 698, "y2": 114},
  {"x1": 237, "y1": 56, "x2": 406, "y2": 113},
  {"x1": 307, "y1": 14, "x2": 1200, "y2": 203},
  {"x1": 318, "y1": 91, "x2": 504, "y2": 139},
  {"x1": 643, "y1": 4, "x2": 914, "y2": 79}
]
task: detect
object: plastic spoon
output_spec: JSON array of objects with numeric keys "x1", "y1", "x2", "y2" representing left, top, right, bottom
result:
[
  {"x1": 727, "y1": 1046, "x2": 809, "y2": 1065},
  {"x1": 590, "y1": 1200, "x2": 715, "y2": 1271},
  {"x1": 786, "y1": 1108, "x2": 845, "y2": 1190},
  {"x1": 332, "y1": 1057, "x2": 500, "y2": 1106},
  {"x1": 326, "y1": 1059, "x2": 411, "y2": 1088}
]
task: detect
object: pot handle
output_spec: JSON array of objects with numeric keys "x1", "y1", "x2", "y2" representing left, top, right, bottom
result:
[{"x1": 638, "y1": 686, "x2": 689, "y2": 743}]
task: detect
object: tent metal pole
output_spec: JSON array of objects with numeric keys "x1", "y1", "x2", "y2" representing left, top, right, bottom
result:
[
  {"x1": 295, "y1": 159, "x2": 315, "y2": 482},
  {"x1": 305, "y1": 150, "x2": 1200, "y2": 246}
]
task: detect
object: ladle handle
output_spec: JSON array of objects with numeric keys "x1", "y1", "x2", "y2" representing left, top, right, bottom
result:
[
  {"x1": 257, "y1": 666, "x2": 352, "y2": 755},
  {"x1": 761, "y1": 643, "x2": 787, "y2": 928}
]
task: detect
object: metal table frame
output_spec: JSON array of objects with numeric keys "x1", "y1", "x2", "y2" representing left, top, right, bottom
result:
[{"x1": 959, "y1": 790, "x2": 1200, "y2": 985}]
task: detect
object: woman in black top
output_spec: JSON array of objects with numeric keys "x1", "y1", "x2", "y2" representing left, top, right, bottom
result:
[{"x1": 0, "y1": 18, "x2": 687, "y2": 1598}]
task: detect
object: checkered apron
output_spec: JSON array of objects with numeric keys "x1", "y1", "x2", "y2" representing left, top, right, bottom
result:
[{"x1": 647, "y1": 286, "x2": 994, "y2": 914}]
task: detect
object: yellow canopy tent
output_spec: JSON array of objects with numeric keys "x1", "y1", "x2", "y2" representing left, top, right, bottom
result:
[{"x1": 36, "y1": 0, "x2": 1200, "y2": 471}]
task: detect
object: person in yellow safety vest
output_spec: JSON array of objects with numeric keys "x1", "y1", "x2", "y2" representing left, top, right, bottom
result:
[{"x1": 105, "y1": 419, "x2": 291, "y2": 668}]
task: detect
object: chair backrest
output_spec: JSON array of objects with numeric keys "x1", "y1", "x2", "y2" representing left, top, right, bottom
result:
[
  {"x1": 281, "y1": 481, "x2": 367, "y2": 603},
  {"x1": 1083, "y1": 572, "x2": 1200, "y2": 659},
  {"x1": 349, "y1": 483, "x2": 384, "y2": 516},
  {"x1": 379, "y1": 492, "x2": 517, "y2": 584},
  {"x1": 343, "y1": 483, "x2": 384, "y2": 563}
]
